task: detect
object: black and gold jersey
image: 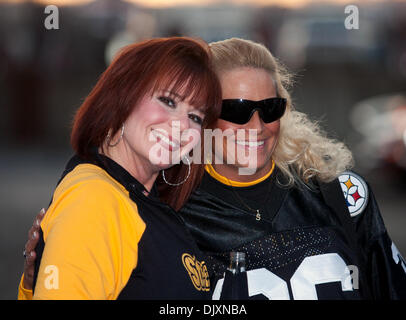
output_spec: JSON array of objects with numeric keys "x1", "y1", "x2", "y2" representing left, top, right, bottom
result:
[
  {"x1": 30, "y1": 151, "x2": 210, "y2": 300},
  {"x1": 180, "y1": 164, "x2": 406, "y2": 300}
]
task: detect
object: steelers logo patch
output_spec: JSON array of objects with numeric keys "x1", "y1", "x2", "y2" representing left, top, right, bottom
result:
[{"x1": 338, "y1": 171, "x2": 369, "y2": 217}]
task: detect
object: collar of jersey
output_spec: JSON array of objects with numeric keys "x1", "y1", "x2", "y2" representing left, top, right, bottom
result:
[
  {"x1": 90, "y1": 148, "x2": 160, "y2": 200},
  {"x1": 204, "y1": 161, "x2": 275, "y2": 187}
]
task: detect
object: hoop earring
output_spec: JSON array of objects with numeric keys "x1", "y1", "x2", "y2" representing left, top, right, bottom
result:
[
  {"x1": 162, "y1": 157, "x2": 191, "y2": 186},
  {"x1": 107, "y1": 124, "x2": 124, "y2": 147}
]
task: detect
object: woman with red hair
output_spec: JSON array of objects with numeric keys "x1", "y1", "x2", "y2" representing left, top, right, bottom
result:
[{"x1": 18, "y1": 37, "x2": 222, "y2": 299}]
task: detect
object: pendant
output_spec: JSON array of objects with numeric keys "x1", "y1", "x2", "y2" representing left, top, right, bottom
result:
[{"x1": 255, "y1": 210, "x2": 261, "y2": 221}]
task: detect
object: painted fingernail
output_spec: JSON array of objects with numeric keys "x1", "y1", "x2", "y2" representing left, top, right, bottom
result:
[
  {"x1": 35, "y1": 219, "x2": 40, "y2": 227},
  {"x1": 32, "y1": 231, "x2": 38, "y2": 239},
  {"x1": 40, "y1": 208, "x2": 46, "y2": 215}
]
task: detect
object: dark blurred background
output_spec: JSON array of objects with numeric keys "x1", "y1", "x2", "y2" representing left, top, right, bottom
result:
[{"x1": 1, "y1": 0, "x2": 405, "y2": 299}]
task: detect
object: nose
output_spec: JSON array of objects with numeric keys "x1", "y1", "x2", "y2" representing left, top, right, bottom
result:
[
  {"x1": 180, "y1": 112, "x2": 191, "y2": 131},
  {"x1": 172, "y1": 112, "x2": 190, "y2": 133},
  {"x1": 247, "y1": 111, "x2": 264, "y2": 130}
]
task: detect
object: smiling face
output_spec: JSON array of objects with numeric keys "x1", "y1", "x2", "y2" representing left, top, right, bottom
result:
[
  {"x1": 123, "y1": 87, "x2": 205, "y2": 171},
  {"x1": 212, "y1": 67, "x2": 280, "y2": 181}
]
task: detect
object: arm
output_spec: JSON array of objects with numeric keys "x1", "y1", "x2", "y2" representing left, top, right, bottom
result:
[
  {"x1": 18, "y1": 208, "x2": 46, "y2": 300},
  {"x1": 33, "y1": 179, "x2": 144, "y2": 300},
  {"x1": 353, "y1": 182, "x2": 406, "y2": 299},
  {"x1": 367, "y1": 230, "x2": 406, "y2": 299}
]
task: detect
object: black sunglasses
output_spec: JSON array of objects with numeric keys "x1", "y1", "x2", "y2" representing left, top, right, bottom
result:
[{"x1": 220, "y1": 97, "x2": 287, "y2": 125}]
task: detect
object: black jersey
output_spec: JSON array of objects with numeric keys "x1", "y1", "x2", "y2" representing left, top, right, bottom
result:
[
  {"x1": 32, "y1": 152, "x2": 211, "y2": 299},
  {"x1": 179, "y1": 166, "x2": 406, "y2": 300}
]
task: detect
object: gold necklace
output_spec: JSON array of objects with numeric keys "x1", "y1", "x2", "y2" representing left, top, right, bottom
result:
[{"x1": 224, "y1": 176, "x2": 272, "y2": 221}]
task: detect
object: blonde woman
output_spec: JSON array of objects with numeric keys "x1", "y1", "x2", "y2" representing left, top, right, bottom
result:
[
  {"x1": 177, "y1": 38, "x2": 406, "y2": 300},
  {"x1": 20, "y1": 38, "x2": 406, "y2": 300}
]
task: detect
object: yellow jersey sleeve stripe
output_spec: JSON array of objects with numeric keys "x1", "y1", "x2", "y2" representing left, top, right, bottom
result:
[{"x1": 33, "y1": 164, "x2": 146, "y2": 300}]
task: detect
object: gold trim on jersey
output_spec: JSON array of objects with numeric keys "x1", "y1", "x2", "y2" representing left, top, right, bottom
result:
[{"x1": 204, "y1": 161, "x2": 275, "y2": 187}]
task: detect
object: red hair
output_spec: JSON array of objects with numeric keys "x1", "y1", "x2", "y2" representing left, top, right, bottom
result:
[{"x1": 71, "y1": 37, "x2": 222, "y2": 209}]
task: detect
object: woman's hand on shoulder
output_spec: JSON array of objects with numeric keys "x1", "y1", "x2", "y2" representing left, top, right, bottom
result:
[{"x1": 23, "y1": 208, "x2": 46, "y2": 290}]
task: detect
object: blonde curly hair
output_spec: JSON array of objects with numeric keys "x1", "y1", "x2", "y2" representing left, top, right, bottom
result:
[{"x1": 209, "y1": 38, "x2": 354, "y2": 187}]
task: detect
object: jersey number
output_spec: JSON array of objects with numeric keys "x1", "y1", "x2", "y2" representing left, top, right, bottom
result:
[{"x1": 212, "y1": 253, "x2": 355, "y2": 300}]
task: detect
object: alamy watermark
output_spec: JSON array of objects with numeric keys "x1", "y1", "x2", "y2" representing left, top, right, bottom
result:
[
  {"x1": 43, "y1": 5, "x2": 360, "y2": 32},
  {"x1": 44, "y1": 265, "x2": 59, "y2": 290},
  {"x1": 346, "y1": 264, "x2": 359, "y2": 290},
  {"x1": 345, "y1": 5, "x2": 359, "y2": 30},
  {"x1": 44, "y1": 5, "x2": 59, "y2": 30}
]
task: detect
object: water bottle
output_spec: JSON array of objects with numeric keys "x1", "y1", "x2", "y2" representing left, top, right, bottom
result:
[{"x1": 220, "y1": 252, "x2": 249, "y2": 299}]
